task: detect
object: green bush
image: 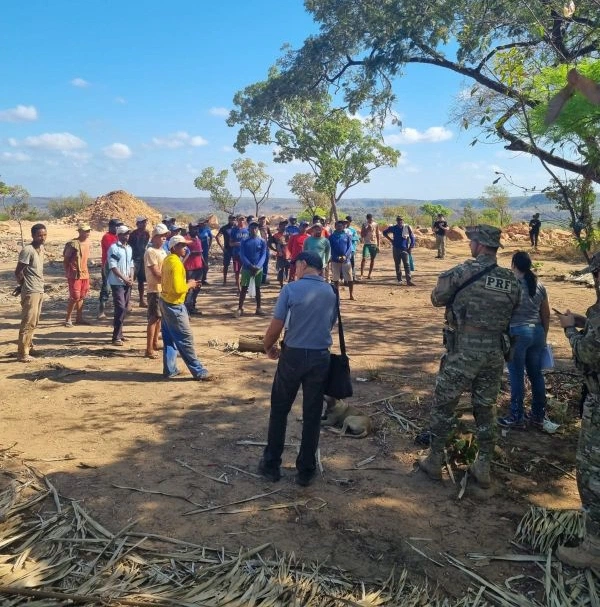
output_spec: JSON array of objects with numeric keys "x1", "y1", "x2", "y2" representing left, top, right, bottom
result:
[{"x1": 48, "y1": 191, "x2": 92, "y2": 218}]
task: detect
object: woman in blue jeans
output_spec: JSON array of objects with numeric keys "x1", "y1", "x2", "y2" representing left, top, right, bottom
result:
[{"x1": 499, "y1": 251, "x2": 557, "y2": 432}]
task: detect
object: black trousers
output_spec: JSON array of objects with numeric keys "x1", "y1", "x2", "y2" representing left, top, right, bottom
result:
[
  {"x1": 263, "y1": 346, "x2": 330, "y2": 475},
  {"x1": 392, "y1": 248, "x2": 411, "y2": 281}
]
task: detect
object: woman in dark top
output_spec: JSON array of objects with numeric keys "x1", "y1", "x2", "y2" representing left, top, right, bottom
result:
[{"x1": 499, "y1": 251, "x2": 558, "y2": 433}]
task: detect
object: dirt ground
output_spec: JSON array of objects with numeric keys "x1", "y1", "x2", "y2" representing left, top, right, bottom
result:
[{"x1": 0, "y1": 221, "x2": 593, "y2": 598}]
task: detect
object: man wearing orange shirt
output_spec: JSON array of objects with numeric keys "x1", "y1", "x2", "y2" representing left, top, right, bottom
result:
[
  {"x1": 287, "y1": 221, "x2": 310, "y2": 281},
  {"x1": 63, "y1": 223, "x2": 92, "y2": 327}
]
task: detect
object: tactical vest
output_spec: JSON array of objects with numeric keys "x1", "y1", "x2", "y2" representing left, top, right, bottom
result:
[{"x1": 449, "y1": 263, "x2": 520, "y2": 349}]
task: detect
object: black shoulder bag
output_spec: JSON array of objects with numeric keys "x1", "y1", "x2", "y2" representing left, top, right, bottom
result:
[{"x1": 324, "y1": 287, "x2": 353, "y2": 399}]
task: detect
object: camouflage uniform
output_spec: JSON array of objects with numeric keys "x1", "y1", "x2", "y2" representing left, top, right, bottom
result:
[
  {"x1": 420, "y1": 225, "x2": 521, "y2": 485},
  {"x1": 562, "y1": 257, "x2": 600, "y2": 540}
]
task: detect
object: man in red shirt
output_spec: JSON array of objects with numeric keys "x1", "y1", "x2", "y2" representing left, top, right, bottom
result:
[
  {"x1": 98, "y1": 219, "x2": 122, "y2": 319},
  {"x1": 183, "y1": 222, "x2": 203, "y2": 315},
  {"x1": 287, "y1": 221, "x2": 310, "y2": 281}
]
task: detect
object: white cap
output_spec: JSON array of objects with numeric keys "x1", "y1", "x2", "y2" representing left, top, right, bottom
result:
[
  {"x1": 168, "y1": 235, "x2": 188, "y2": 250},
  {"x1": 116, "y1": 225, "x2": 130, "y2": 235},
  {"x1": 152, "y1": 223, "x2": 169, "y2": 236},
  {"x1": 135, "y1": 216, "x2": 147, "y2": 223},
  {"x1": 162, "y1": 214, "x2": 174, "y2": 221}
]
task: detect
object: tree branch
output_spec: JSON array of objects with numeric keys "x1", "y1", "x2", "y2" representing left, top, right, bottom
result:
[{"x1": 476, "y1": 40, "x2": 539, "y2": 72}]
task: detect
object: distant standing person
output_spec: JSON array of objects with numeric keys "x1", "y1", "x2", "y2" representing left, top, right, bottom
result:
[
  {"x1": 63, "y1": 223, "x2": 92, "y2": 327},
  {"x1": 303, "y1": 223, "x2": 331, "y2": 270},
  {"x1": 360, "y1": 214, "x2": 380, "y2": 279},
  {"x1": 287, "y1": 221, "x2": 310, "y2": 281},
  {"x1": 197, "y1": 218, "x2": 213, "y2": 285},
  {"x1": 344, "y1": 216, "x2": 360, "y2": 280},
  {"x1": 235, "y1": 221, "x2": 267, "y2": 317},
  {"x1": 258, "y1": 251, "x2": 337, "y2": 487},
  {"x1": 144, "y1": 224, "x2": 168, "y2": 359},
  {"x1": 258, "y1": 215, "x2": 272, "y2": 284},
  {"x1": 433, "y1": 213, "x2": 450, "y2": 259},
  {"x1": 160, "y1": 235, "x2": 210, "y2": 380},
  {"x1": 529, "y1": 213, "x2": 541, "y2": 249},
  {"x1": 229, "y1": 215, "x2": 249, "y2": 293},
  {"x1": 383, "y1": 216, "x2": 416, "y2": 286},
  {"x1": 216, "y1": 214, "x2": 236, "y2": 286},
  {"x1": 98, "y1": 218, "x2": 121, "y2": 319},
  {"x1": 15, "y1": 223, "x2": 47, "y2": 362},
  {"x1": 107, "y1": 225, "x2": 135, "y2": 346},
  {"x1": 284, "y1": 215, "x2": 300, "y2": 237},
  {"x1": 269, "y1": 220, "x2": 290, "y2": 288},
  {"x1": 329, "y1": 220, "x2": 355, "y2": 300},
  {"x1": 183, "y1": 222, "x2": 203, "y2": 315},
  {"x1": 128, "y1": 216, "x2": 150, "y2": 307}
]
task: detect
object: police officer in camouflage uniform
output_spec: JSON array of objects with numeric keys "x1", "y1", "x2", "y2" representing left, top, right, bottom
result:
[
  {"x1": 418, "y1": 225, "x2": 521, "y2": 489},
  {"x1": 557, "y1": 252, "x2": 600, "y2": 569}
]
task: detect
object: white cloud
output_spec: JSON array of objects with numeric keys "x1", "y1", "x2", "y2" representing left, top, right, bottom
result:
[
  {"x1": 2, "y1": 151, "x2": 31, "y2": 161},
  {"x1": 385, "y1": 126, "x2": 453, "y2": 145},
  {"x1": 209, "y1": 107, "x2": 229, "y2": 117},
  {"x1": 71, "y1": 77, "x2": 90, "y2": 88},
  {"x1": 0, "y1": 104, "x2": 38, "y2": 122},
  {"x1": 114, "y1": 96, "x2": 127, "y2": 104},
  {"x1": 151, "y1": 131, "x2": 208, "y2": 148},
  {"x1": 221, "y1": 145, "x2": 234, "y2": 152},
  {"x1": 103, "y1": 143, "x2": 132, "y2": 159},
  {"x1": 19, "y1": 132, "x2": 87, "y2": 151}
]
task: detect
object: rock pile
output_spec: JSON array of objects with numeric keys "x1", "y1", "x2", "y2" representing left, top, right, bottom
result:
[{"x1": 70, "y1": 190, "x2": 162, "y2": 231}]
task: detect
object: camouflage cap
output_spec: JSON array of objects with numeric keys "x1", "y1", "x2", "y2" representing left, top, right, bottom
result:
[
  {"x1": 583, "y1": 252, "x2": 600, "y2": 274},
  {"x1": 466, "y1": 224, "x2": 504, "y2": 248}
]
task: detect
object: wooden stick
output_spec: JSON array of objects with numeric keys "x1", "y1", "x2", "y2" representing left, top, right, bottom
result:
[
  {"x1": 175, "y1": 459, "x2": 230, "y2": 485},
  {"x1": 356, "y1": 392, "x2": 405, "y2": 408},
  {"x1": 112, "y1": 484, "x2": 205, "y2": 507},
  {"x1": 44, "y1": 476, "x2": 61, "y2": 514},
  {"x1": 183, "y1": 488, "x2": 281, "y2": 516},
  {"x1": 223, "y1": 464, "x2": 261, "y2": 479}
]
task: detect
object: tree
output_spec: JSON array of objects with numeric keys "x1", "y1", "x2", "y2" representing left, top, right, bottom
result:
[
  {"x1": 381, "y1": 205, "x2": 420, "y2": 225},
  {"x1": 420, "y1": 203, "x2": 452, "y2": 226},
  {"x1": 193, "y1": 167, "x2": 240, "y2": 215},
  {"x1": 0, "y1": 181, "x2": 34, "y2": 245},
  {"x1": 545, "y1": 177, "x2": 598, "y2": 254},
  {"x1": 288, "y1": 173, "x2": 330, "y2": 216},
  {"x1": 48, "y1": 191, "x2": 93, "y2": 219},
  {"x1": 460, "y1": 202, "x2": 479, "y2": 227},
  {"x1": 231, "y1": 158, "x2": 273, "y2": 217},
  {"x1": 228, "y1": 81, "x2": 399, "y2": 220},
  {"x1": 481, "y1": 185, "x2": 511, "y2": 227},
  {"x1": 244, "y1": 1, "x2": 600, "y2": 186}
]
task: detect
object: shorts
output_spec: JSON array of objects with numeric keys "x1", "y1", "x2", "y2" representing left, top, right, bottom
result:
[
  {"x1": 233, "y1": 256, "x2": 242, "y2": 273},
  {"x1": 241, "y1": 268, "x2": 263, "y2": 288},
  {"x1": 147, "y1": 292, "x2": 161, "y2": 322},
  {"x1": 363, "y1": 244, "x2": 379, "y2": 258},
  {"x1": 133, "y1": 259, "x2": 146, "y2": 283},
  {"x1": 331, "y1": 262, "x2": 352, "y2": 282},
  {"x1": 68, "y1": 277, "x2": 90, "y2": 300},
  {"x1": 223, "y1": 248, "x2": 233, "y2": 269}
]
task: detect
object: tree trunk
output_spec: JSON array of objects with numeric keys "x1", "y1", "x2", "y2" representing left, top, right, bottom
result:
[{"x1": 238, "y1": 334, "x2": 265, "y2": 353}]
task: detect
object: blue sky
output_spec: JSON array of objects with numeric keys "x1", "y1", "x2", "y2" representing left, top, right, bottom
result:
[{"x1": 1, "y1": 0, "x2": 551, "y2": 201}]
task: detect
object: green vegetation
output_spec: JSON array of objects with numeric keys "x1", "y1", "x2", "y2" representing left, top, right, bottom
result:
[{"x1": 47, "y1": 191, "x2": 93, "y2": 218}]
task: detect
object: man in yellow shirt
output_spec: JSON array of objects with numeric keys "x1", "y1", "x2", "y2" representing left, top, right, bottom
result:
[{"x1": 160, "y1": 235, "x2": 210, "y2": 380}]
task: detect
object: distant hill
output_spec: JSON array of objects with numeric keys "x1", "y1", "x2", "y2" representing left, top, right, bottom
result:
[{"x1": 28, "y1": 193, "x2": 558, "y2": 221}]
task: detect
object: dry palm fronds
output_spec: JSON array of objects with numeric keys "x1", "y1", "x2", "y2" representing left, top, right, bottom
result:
[
  {"x1": 1, "y1": 469, "x2": 600, "y2": 606},
  {"x1": 515, "y1": 506, "x2": 584, "y2": 554}
]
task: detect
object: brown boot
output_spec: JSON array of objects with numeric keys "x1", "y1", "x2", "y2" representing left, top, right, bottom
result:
[
  {"x1": 417, "y1": 450, "x2": 444, "y2": 480},
  {"x1": 469, "y1": 456, "x2": 491, "y2": 489},
  {"x1": 557, "y1": 534, "x2": 600, "y2": 569}
]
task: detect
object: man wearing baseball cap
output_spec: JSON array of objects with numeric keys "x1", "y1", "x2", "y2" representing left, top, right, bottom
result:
[
  {"x1": 106, "y1": 225, "x2": 135, "y2": 346},
  {"x1": 285, "y1": 215, "x2": 299, "y2": 237},
  {"x1": 418, "y1": 224, "x2": 521, "y2": 493},
  {"x1": 98, "y1": 218, "x2": 122, "y2": 319},
  {"x1": 129, "y1": 216, "x2": 150, "y2": 308},
  {"x1": 143, "y1": 224, "x2": 169, "y2": 358},
  {"x1": 556, "y1": 251, "x2": 600, "y2": 568},
  {"x1": 159, "y1": 235, "x2": 210, "y2": 380},
  {"x1": 63, "y1": 223, "x2": 92, "y2": 327}
]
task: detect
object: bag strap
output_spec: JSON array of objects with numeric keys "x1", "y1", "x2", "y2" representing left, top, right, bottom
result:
[
  {"x1": 446, "y1": 263, "x2": 497, "y2": 308},
  {"x1": 332, "y1": 285, "x2": 347, "y2": 356}
]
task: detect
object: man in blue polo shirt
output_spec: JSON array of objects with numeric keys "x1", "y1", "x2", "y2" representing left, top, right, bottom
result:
[
  {"x1": 383, "y1": 216, "x2": 416, "y2": 285},
  {"x1": 107, "y1": 225, "x2": 135, "y2": 346},
  {"x1": 235, "y1": 221, "x2": 267, "y2": 317},
  {"x1": 259, "y1": 251, "x2": 337, "y2": 487}
]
